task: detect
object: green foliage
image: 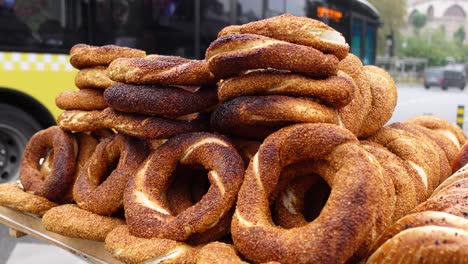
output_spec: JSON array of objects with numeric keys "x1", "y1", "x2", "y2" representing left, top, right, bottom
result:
[
  {"x1": 368, "y1": 0, "x2": 407, "y2": 56},
  {"x1": 398, "y1": 27, "x2": 468, "y2": 66},
  {"x1": 409, "y1": 11, "x2": 427, "y2": 34},
  {"x1": 454, "y1": 26, "x2": 465, "y2": 46}
]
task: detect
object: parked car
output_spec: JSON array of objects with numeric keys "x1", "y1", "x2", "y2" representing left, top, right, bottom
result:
[{"x1": 424, "y1": 66, "x2": 466, "y2": 90}]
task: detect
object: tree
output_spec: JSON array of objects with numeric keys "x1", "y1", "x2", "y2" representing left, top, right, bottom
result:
[
  {"x1": 409, "y1": 10, "x2": 427, "y2": 34},
  {"x1": 454, "y1": 26, "x2": 465, "y2": 46},
  {"x1": 368, "y1": 0, "x2": 407, "y2": 56}
]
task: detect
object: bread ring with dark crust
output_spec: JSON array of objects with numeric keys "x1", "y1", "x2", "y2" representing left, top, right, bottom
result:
[
  {"x1": 368, "y1": 125, "x2": 440, "y2": 196},
  {"x1": 74, "y1": 66, "x2": 115, "y2": 89},
  {"x1": 69, "y1": 44, "x2": 145, "y2": 69},
  {"x1": 124, "y1": 132, "x2": 244, "y2": 241},
  {"x1": 210, "y1": 95, "x2": 339, "y2": 139},
  {"x1": 231, "y1": 123, "x2": 383, "y2": 263},
  {"x1": 453, "y1": 141, "x2": 468, "y2": 172},
  {"x1": 367, "y1": 215, "x2": 468, "y2": 263},
  {"x1": 361, "y1": 141, "x2": 422, "y2": 221},
  {"x1": 217, "y1": 69, "x2": 355, "y2": 108},
  {"x1": 406, "y1": 115, "x2": 467, "y2": 148},
  {"x1": 390, "y1": 122, "x2": 452, "y2": 183},
  {"x1": 359, "y1": 65, "x2": 397, "y2": 137},
  {"x1": 57, "y1": 108, "x2": 210, "y2": 139},
  {"x1": 218, "y1": 13, "x2": 349, "y2": 60},
  {"x1": 73, "y1": 134, "x2": 148, "y2": 215},
  {"x1": 369, "y1": 211, "x2": 468, "y2": 257},
  {"x1": 205, "y1": 34, "x2": 339, "y2": 79},
  {"x1": 107, "y1": 55, "x2": 218, "y2": 86},
  {"x1": 55, "y1": 89, "x2": 108, "y2": 111},
  {"x1": 19, "y1": 126, "x2": 77, "y2": 203},
  {"x1": 42, "y1": 204, "x2": 124, "y2": 241},
  {"x1": 337, "y1": 54, "x2": 372, "y2": 135},
  {"x1": 103, "y1": 83, "x2": 218, "y2": 118},
  {"x1": 0, "y1": 182, "x2": 57, "y2": 216}
]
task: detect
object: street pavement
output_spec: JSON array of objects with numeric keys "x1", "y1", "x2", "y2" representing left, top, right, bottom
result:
[{"x1": 1, "y1": 82, "x2": 467, "y2": 263}]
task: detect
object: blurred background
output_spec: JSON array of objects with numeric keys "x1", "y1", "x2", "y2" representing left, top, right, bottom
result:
[{"x1": 1, "y1": 0, "x2": 467, "y2": 263}]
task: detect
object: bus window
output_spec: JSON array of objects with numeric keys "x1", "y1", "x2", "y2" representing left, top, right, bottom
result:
[
  {"x1": 199, "y1": 0, "x2": 231, "y2": 57},
  {"x1": 351, "y1": 18, "x2": 362, "y2": 58},
  {"x1": 237, "y1": 0, "x2": 262, "y2": 24},
  {"x1": 364, "y1": 24, "x2": 376, "y2": 64}
]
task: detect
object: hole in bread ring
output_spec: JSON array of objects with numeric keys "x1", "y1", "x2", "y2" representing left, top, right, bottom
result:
[
  {"x1": 73, "y1": 134, "x2": 148, "y2": 215},
  {"x1": 231, "y1": 123, "x2": 384, "y2": 263},
  {"x1": 19, "y1": 126, "x2": 76, "y2": 203},
  {"x1": 124, "y1": 132, "x2": 244, "y2": 241}
]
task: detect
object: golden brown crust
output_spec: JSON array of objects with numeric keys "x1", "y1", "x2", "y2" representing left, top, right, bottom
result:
[
  {"x1": 57, "y1": 108, "x2": 210, "y2": 139},
  {"x1": 368, "y1": 125, "x2": 440, "y2": 196},
  {"x1": 74, "y1": 66, "x2": 115, "y2": 89},
  {"x1": 359, "y1": 66, "x2": 397, "y2": 137},
  {"x1": 103, "y1": 83, "x2": 218, "y2": 118},
  {"x1": 231, "y1": 123, "x2": 383, "y2": 263},
  {"x1": 19, "y1": 126, "x2": 77, "y2": 203},
  {"x1": 390, "y1": 122, "x2": 452, "y2": 184},
  {"x1": 42, "y1": 204, "x2": 125, "y2": 241},
  {"x1": 432, "y1": 164, "x2": 468, "y2": 197},
  {"x1": 107, "y1": 55, "x2": 218, "y2": 86},
  {"x1": 73, "y1": 135, "x2": 148, "y2": 215},
  {"x1": 124, "y1": 132, "x2": 244, "y2": 241},
  {"x1": 0, "y1": 182, "x2": 57, "y2": 216},
  {"x1": 453, "y1": 141, "x2": 468, "y2": 172},
  {"x1": 361, "y1": 141, "x2": 421, "y2": 221},
  {"x1": 406, "y1": 115, "x2": 467, "y2": 148},
  {"x1": 337, "y1": 54, "x2": 372, "y2": 136},
  {"x1": 205, "y1": 34, "x2": 339, "y2": 79},
  {"x1": 210, "y1": 95, "x2": 339, "y2": 139},
  {"x1": 196, "y1": 242, "x2": 247, "y2": 264},
  {"x1": 367, "y1": 226, "x2": 468, "y2": 264},
  {"x1": 218, "y1": 13, "x2": 349, "y2": 60},
  {"x1": 217, "y1": 69, "x2": 355, "y2": 108},
  {"x1": 105, "y1": 225, "x2": 197, "y2": 264},
  {"x1": 55, "y1": 89, "x2": 108, "y2": 111},
  {"x1": 69, "y1": 44, "x2": 145, "y2": 69},
  {"x1": 369, "y1": 211, "x2": 468, "y2": 256}
]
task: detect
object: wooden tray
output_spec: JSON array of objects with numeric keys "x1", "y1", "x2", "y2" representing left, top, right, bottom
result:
[{"x1": 0, "y1": 206, "x2": 122, "y2": 264}]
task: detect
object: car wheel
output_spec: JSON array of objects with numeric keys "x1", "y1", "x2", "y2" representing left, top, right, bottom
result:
[
  {"x1": 424, "y1": 84, "x2": 430, "y2": 89},
  {"x1": 442, "y1": 86, "x2": 448, "y2": 90},
  {"x1": 461, "y1": 85, "x2": 465, "y2": 90},
  {"x1": 0, "y1": 103, "x2": 42, "y2": 183}
]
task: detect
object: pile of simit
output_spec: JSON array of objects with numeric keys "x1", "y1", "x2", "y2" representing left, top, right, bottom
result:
[{"x1": 0, "y1": 14, "x2": 467, "y2": 264}]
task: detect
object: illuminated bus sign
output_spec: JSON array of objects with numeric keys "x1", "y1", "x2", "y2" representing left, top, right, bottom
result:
[{"x1": 317, "y1": 6, "x2": 343, "y2": 22}]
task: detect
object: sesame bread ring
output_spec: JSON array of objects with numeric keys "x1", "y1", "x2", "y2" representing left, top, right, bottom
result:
[
  {"x1": 196, "y1": 241, "x2": 248, "y2": 264},
  {"x1": 210, "y1": 95, "x2": 339, "y2": 139},
  {"x1": 0, "y1": 182, "x2": 57, "y2": 216},
  {"x1": 359, "y1": 66, "x2": 397, "y2": 137},
  {"x1": 73, "y1": 134, "x2": 148, "y2": 215},
  {"x1": 104, "y1": 225, "x2": 198, "y2": 264},
  {"x1": 205, "y1": 34, "x2": 339, "y2": 79},
  {"x1": 69, "y1": 44, "x2": 145, "y2": 69},
  {"x1": 369, "y1": 211, "x2": 468, "y2": 257},
  {"x1": 231, "y1": 123, "x2": 383, "y2": 263},
  {"x1": 42, "y1": 204, "x2": 124, "y2": 241},
  {"x1": 217, "y1": 69, "x2": 355, "y2": 108},
  {"x1": 57, "y1": 108, "x2": 210, "y2": 139},
  {"x1": 103, "y1": 83, "x2": 218, "y2": 118},
  {"x1": 432, "y1": 164, "x2": 468, "y2": 197},
  {"x1": 412, "y1": 178, "x2": 468, "y2": 219},
  {"x1": 360, "y1": 141, "x2": 421, "y2": 221},
  {"x1": 406, "y1": 115, "x2": 467, "y2": 148},
  {"x1": 218, "y1": 13, "x2": 349, "y2": 60},
  {"x1": 337, "y1": 54, "x2": 372, "y2": 135},
  {"x1": 19, "y1": 126, "x2": 77, "y2": 203},
  {"x1": 124, "y1": 132, "x2": 244, "y2": 240},
  {"x1": 74, "y1": 66, "x2": 115, "y2": 89},
  {"x1": 368, "y1": 125, "x2": 440, "y2": 196},
  {"x1": 107, "y1": 55, "x2": 218, "y2": 86},
  {"x1": 367, "y1": 225, "x2": 468, "y2": 263},
  {"x1": 55, "y1": 89, "x2": 108, "y2": 111},
  {"x1": 390, "y1": 122, "x2": 452, "y2": 183},
  {"x1": 452, "y1": 141, "x2": 468, "y2": 172}
]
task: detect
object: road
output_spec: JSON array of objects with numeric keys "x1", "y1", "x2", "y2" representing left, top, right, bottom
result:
[
  {"x1": 1, "y1": 82, "x2": 467, "y2": 263},
  {"x1": 390, "y1": 83, "x2": 468, "y2": 133}
]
